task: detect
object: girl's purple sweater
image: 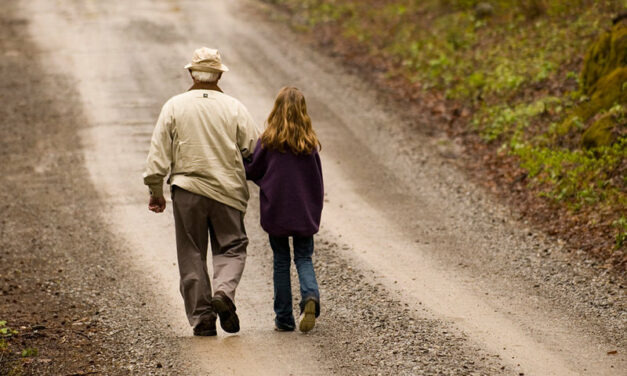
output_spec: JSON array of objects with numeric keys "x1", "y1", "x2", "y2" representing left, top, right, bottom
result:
[{"x1": 245, "y1": 140, "x2": 324, "y2": 237}]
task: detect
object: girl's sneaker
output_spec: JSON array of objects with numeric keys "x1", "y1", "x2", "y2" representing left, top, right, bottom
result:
[{"x1": 298, "y1": 299, "x2": 316, "y2": 333}]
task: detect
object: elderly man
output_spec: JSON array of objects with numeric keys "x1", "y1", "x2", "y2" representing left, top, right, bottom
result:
[{"x1": 143, "y1": 47, "x2": 260, "y2": 336}]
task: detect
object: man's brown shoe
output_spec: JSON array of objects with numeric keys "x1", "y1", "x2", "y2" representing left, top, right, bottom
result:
[
  {"x1": 193, "y1": 313, "x2": 217, "y2": 336},
  {"x1": 212, "y1": 291, "x2": 240, "y2": 333}
]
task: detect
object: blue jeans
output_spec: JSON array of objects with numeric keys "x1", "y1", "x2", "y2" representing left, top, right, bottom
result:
[{"x1": 269, "y1": 235, "x2": 320, "y2": 326}]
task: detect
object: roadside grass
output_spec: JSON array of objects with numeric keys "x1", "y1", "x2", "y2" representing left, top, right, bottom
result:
[
  {"x1": 1, "y1": 320, "x2": 41, "y2": 374},
  {"x1": 0, "y1": 320, "x2": 22, "y2": 375},
  {"x1": 265, "y1": 0, "x2": 627, "y2": 258}
]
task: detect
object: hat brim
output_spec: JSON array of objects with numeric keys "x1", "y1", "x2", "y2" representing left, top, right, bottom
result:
[{"x1": 184, "y1": 62, "x2": 229, "y2": 73}]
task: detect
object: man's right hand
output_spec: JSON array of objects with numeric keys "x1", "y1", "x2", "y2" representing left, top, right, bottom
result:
[{"x1": 148, "y1": 196, "x2": 166, "y2": 213}]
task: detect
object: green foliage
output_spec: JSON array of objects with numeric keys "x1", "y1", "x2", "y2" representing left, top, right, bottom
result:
[
  {"x1": 0, "y1": 320, "x2": 18, "y2": 355},
  {"x1": 473, "y1": 97, "x2": 561, "y2": 141},
  {"x1": 511, "y1": 138, "x2": 626, "y2": 209},
  {"x1": 613, "y1": 216, "x2": 627, "y2": 249},
  {"x1": 278, "y1": 0, "x2": 617, "y2": 102},
  {"x1": 20, "y1": 348, "x2": 37, "y2": 358},
  {"x1": 0, "y1": 321, "x2": 18, "y2": 338}
]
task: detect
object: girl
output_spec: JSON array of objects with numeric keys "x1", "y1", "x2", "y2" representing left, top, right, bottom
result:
[{"x1": 245, "y1": 87, "x2": 323, "y2": 332}]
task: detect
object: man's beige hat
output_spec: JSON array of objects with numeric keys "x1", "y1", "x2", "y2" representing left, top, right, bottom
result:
[{"x1": 184, "y1": 47, "x2": 229, "y2": 73}]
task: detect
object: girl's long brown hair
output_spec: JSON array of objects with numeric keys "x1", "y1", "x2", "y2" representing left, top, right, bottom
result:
[{"x1": 261, "y1": 87, "x2": 321, "y2": 155}]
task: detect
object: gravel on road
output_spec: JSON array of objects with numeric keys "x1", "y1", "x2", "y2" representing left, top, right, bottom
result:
[{"x1": 0, "y1": 2, "x2": 189, "y2": 374}]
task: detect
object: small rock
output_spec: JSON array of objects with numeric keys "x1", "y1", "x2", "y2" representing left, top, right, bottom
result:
[{"x1": 475, "y1": 2, "x2": 494, "y2": 19}]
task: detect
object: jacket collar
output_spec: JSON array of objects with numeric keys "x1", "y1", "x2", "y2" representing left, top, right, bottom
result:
[{"x1": 188, "y1": 82, "x2": 223, "y2": 92}]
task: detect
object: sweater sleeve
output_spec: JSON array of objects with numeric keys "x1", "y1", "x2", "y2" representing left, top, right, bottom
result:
[
  {"x1": 244, "y1": 140, "x2": 266, "y2": 182},
  {"x1": 143, "y1": 101, "x2": 174, "y2": 197},
  {"x1": 236, "y1": 101, "x2": 261, "y2": 158},
  {"x1": 315, "y1": 151, "x2": 324, "y2": 205}
]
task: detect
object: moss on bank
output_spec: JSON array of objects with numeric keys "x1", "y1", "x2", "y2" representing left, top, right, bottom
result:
[
  {"x1": 582, "y1": 22, "x2": 627, "y2": 94},
  {"x1": 582, "y1": 109, "x2": 625, "y2": 148},
  {"x1": 572, "y1": 21, "x2": 627, "y2": 145}
]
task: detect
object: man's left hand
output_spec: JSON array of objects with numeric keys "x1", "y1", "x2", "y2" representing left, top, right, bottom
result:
[{"x1": 148, "y1": 196, "x2": 166, "y2": 213}]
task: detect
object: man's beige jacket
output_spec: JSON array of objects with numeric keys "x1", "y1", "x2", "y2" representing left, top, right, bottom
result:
[{"x1": 143, "y1": 86, "x2": 261, "y2": 213}]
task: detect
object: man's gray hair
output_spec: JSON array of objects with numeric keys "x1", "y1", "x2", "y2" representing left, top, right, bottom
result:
[{"x1": 190, "y1": 70, "x2": 221, "y2": 83}]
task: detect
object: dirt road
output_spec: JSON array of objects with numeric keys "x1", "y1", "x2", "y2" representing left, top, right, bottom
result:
[{"x1": 12, "y1": 0, "x2": 625, "y2": 374}]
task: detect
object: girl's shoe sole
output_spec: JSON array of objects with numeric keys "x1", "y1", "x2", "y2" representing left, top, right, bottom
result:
[{"x1": 298, "y1": 300, "x2": 316, "y2": 333}]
